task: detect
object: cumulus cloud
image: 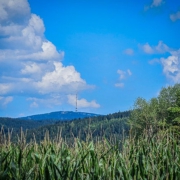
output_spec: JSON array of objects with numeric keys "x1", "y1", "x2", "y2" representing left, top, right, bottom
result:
[
  {"x1": 161, "y1": 54, "x2": 180, "y2": 83},
  {"x1": 67, "y1": 95, "x2": 100, "y2": 109},
  {"x1": 36, "y1": 62, "x2": 90, "y2": 94},
  {"x1": 144, "y1": 0, "x2": 164, "y2": 10},
  {"x1": 0, "y1": 0, "x2": 30, "y2": 24},
  {"x1": 145, "y1": 41, "x2": 180, "y2": 83},
  {"x1": 170, "y1": 11, "x2": 180, "y2": 22},
  {"x1": 124, "y1": 48, "x2": 134, "y2": 55},
  {"x1": 140, "y1": 41, "x2": 170, "y2": 54},
  {"x1": 0, "y1": 0, "x2": 98, "y2": 109}
]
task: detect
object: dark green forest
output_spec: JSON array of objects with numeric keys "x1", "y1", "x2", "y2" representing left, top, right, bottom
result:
[{"x1": 0, "y1": 111, "x2": 130, "y2": 143}]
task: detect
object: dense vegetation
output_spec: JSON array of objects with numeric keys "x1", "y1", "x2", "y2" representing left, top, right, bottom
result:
[
  {"x1": 129, "y1": 83, "x2": 180, "y2": 137},
  {"x1": 0, "y1": 84, "x2": 180, "y2": 179},
  {"x1": 0, "y1": 128, "x2": 180, "y2": 179},
  {"x1": 0, "y1": 111, "x2": 130, "y2": 143},
  {"x1": 0, "y1": 117, "x2": 59, "y2": 136},
  {"x1": 25, "y1": 111, "x2": 130, "y2": 143}
]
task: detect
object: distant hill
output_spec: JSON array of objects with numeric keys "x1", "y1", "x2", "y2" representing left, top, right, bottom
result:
[
  {"x1": 0, "y1": 111, "x2": 100, "y2": 134},
  {"x1": 26, "y1": 110, "x2": 131, "y2": 143},
  {"x1": 0, "y1": 110, "x2": 131, "y2": 143},
  {"x1": 19, "y1": 111, "x2": 100, "y2": 121}
]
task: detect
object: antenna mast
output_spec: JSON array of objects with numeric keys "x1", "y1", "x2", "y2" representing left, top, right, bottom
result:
[{"x1": 75, "y1": 94, "x2": 78, "y2": 112}]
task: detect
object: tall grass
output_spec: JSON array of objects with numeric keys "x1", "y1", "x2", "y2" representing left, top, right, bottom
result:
[{"x1": 0, "y1": 127, "x2": 180, "y2": 179}]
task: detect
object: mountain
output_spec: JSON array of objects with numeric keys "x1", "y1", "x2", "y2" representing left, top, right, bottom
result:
[
  {"x1": 25, "y1": 110, "x2": 131, "y2": 143},
  {"x1": 1, "y1": 110, "x2": 131, "y2": 142},
  {"x1": 19, "y1": 111, "x2": 100, "y2": 121}
]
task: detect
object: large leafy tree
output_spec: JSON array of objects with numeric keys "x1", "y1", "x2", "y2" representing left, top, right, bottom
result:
[
  {"x1": 129, "y1": 97, "x2": 159, "y2": 137},
  {"x1": 129, "y1": 84, "x2": 180, "y2": 137}
]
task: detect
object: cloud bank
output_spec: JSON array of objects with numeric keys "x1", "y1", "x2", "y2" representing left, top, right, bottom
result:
[{"x1": 0, "y1": 0, "x2": 98, "y2": 110}]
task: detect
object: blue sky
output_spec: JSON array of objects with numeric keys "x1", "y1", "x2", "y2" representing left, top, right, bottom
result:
[{"x1": 0, "y1": 0, "x2": 180, "y2": 117}]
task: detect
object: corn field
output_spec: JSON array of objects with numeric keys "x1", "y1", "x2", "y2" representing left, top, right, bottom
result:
[{"x1": 0, "y1": 128, "x2": 180, "y2": 180}]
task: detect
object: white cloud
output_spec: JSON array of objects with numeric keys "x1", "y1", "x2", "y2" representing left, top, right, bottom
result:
[
  {"x1": 127, "y1": 69, "x2": 132, "y2": 76},
  {"x1": 142, "y1": 43, "x2": 154, "y2": 54},
  {"x1": 115, "y1": 69, "x2": 132, "y2": 88},
  {"x1": 0, "y1": 0, "x2": 96, "y2": 110},
  {"x1": 0, "y1": 96, "x2": 13, "y2": 107},
  {"x1": 21, "y1": 62, "x2": 42, "y2": 75},
  {"x1": 36, "y1": 62, "x2": 90, "y2": 94},
  {"x1": 148, "y1": 58, "x2": 160, "y2": 64},
  {"x1": 170, "y1": 11, "x2": 180, "y2": 22},
  {"x1": 142, "y1": 41, "x2": 180, "y2": 83},
  {"x1": 0, "y1": 84, "x2": 12, "y2": 95},
  {"x1": 124, "y1": 48, "x2": 134, "y2": 55},
  {"x1": 67, "y1": 95, "x2": 100, "y2": 108},
  {"x1": 144, "y1": 0, "x2": 164, "y2": 10},
  {"x1": 115, "y1": 83, "x2": 124, "y2": 88},
  {"x1": 140, "y1": 41, "x2": 170, "y2": 54},
  {"x1": 117, "y1": 70, "x2": 126, "y2": 80},
  {"x1": 27, "y1": 96, "x2": 63, "y2": 108},
  {"x1": 0, "y1": 0, "x2": 30, "y2": 23},
  {"x1": 151, "y1": 0, "x2": 163, "y2": 7},
  {"x1": 30, "y1": 101, "x2": 39, "y2": 108},
  {"x1": 117, "y1": 69, "x2": 132, "y2": 80},
  {"x1": 161, "y1": 54, "x2": 180, "y2": 83}
]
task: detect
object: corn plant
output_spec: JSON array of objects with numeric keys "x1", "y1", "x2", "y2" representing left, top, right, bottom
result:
[{"x1": 0, "y1": 128, "x2": 180, "y2": 179}]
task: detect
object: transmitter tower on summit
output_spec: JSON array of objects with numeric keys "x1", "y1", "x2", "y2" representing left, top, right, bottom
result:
[{"x1": 75, "y1": 94, "x2": 78, "y2": 112}]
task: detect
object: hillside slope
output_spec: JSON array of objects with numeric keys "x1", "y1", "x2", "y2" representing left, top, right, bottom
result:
[
  {"x1": 19, "y1": 111, "x2": 100, "y2": 121},
  {"x1": 26, "y1": 111, "x2": 130, "y2": 142}
]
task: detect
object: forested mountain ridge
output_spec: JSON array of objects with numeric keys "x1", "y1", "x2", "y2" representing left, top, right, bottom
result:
[
  {"x1": 25, "y1": 110, "x2": 131, "y2": 142},
  {"x1": 19, "y1": 111, "x2": 100, "y2": 121},
  {"x1": 0, "y1": 111, "x2": 101, "y2": 134},
  {"x1": 0, "y1": 110, "x2": 131, "y2": 142},
  {"x1": 0, "y1": 117, "x2": 49, "y2": 134}
]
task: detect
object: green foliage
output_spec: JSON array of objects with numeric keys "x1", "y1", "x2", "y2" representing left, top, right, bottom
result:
[
  {"x1": 167, "y1": 90, "x2": 180, "y2": 131},
  {"x1": 0, "y1": 111, "x2": 130, "y2": 144},
  {"x1": 0, "y1": 129, "x2": 180, "y2": 179},
  {"x1": 25, "y1": 117, "x2": 129, "y2": 144},
  {"x1": 129, "y1": 83, "x2": 180, "y2": 137}
]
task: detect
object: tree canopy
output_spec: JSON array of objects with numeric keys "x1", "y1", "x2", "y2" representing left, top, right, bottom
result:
[{"x1": 129, "y1": 83, "x2": 180, "y2": 137}]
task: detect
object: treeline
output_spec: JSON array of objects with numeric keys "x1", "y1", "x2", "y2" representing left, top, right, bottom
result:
[
  {"x1": 0, "y1": 117, "x2": 58, "y2": 134},
  {"x1": 25, "y1": 111, "x2": 130, "y2": 143},
  {"x1": 0, "y1": 111, "x2": 130, "y2": 143}
]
